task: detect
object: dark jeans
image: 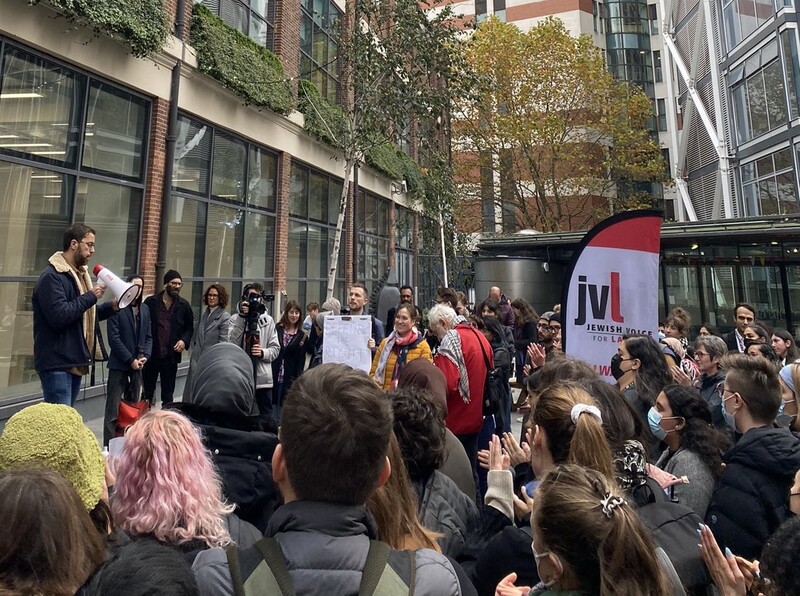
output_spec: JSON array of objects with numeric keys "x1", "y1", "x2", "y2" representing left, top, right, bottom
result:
[
  {"x1": 39, "y1": 369, "x2": 82, "y2": 406},
  {"x1": 456, "y1": 431, "x2": 480, "y2": 502},
  {"x1": 256, "y1": 387, "x2": 274, "y2": 431},
  {"x1": 476, "y1": 415, "x2": 499, "y2": 501},
  {"x1": 142, "y1": 357, "x2": 178, "y2": 406}
]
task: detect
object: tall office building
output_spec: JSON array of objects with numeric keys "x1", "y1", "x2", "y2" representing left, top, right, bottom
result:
[{"x1": 662, "y1": 0, "x2": 799, "y2": 220}]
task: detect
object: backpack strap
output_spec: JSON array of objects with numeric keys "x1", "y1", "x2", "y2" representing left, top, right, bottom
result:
[
  {"x1": 225, "y1": 546, "x2": 247, "y2": 596},
  {"x1": 254, "y1": 538, "x2": 295, "y2": 596},
  {"x1": 466, "y1": 326, "x2": 492, "y2": 371},
  {"x1": 359, "y1": 540, "x2": 392, "y2": 595},
  {"x1": 406, "y1": 550, "x2": 416, "y2": 596}
]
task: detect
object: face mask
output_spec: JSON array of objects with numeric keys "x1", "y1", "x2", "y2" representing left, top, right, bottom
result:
[
  {"x1": 610, "y1": 353, "x2": 626, "y2": 381},
  {"x1": 531, "y1": 541, "x2": 561, "y2": 588},
  {"x1": 658, "y1": 331, "x2": 666, "y2": 340},
  {"x1": 648, "y1": 407, "x2": 668, "y2": 441},
  {"x1": 721, "y1": 395, "x2": 737, "y2": 431}
]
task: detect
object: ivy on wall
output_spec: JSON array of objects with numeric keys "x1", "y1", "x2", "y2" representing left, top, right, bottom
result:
[
  {"x1": 297, "y1": 79, "x2": 347, "y2": 148},
  {"x1": 29, "y1": 0, "x2": 171, "y2": 58},
  {"x1": 190, "y1": 4, "x2": 295, "y2": 115}
]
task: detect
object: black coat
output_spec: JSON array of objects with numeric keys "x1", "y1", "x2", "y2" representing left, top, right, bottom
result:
[
  {"x1": 107, "y1": 306, "x2": 152, "y2": 371},
  {"x1": 706, "y1": 426, "x2": 800, "y2": 559},
  {"x1": 466, "y1": 524, "x2": 538, "y2": 596},
  {"x1": 271, "y1": 324, "x2": 307, "y2": 388},
  {"x1": 143, "y1": 292, "x2": 194, "y2": 363},
  {"x1": 723, "y1": 330, "x2": 742, "y2": 353},
  {"x1": 171, "y1": 402, "x2": 280, "y2": 533}
]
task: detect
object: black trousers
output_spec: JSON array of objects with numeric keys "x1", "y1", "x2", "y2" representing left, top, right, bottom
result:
[
  {"x1": 142, "y1": 357, "x2": 178, "y2": 406},
  {"x1": 255, "y1": 387, "x2": 275, "y2": 432},
  {"x1": 104, "y1": 369, "x2": 127, "y2": 447}
]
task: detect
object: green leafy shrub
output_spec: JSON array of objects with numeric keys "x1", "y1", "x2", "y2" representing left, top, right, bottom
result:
[
  {"x1": 30, "y1": 0, "x2": 171, "y2": 58},
  {"x1": 190, "y1": 4, "x2": 295, "y2": 115}
]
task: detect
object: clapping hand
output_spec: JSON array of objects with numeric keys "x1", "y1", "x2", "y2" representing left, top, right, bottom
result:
[{"x1": 501, "y1": 432, "x2": 531, "y2": 467}]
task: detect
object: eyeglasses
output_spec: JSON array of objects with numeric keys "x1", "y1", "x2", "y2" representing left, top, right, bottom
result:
[
  {"x1": 549, "y1": 326, "x2": 562, "y2": 333},
  {"x1": 207, "y1": 293, "x2": 219, "y2": 299},
  {"x1": 694, "y1": 351, "x2": 709, "y2": 358},
  {"x1": 80, "y1": 240, "x2": 95, "y2": 249},
  {"x1": 537, "y1": 323, "x2": 551, "y2": 329},
  {"x1": 717, "y1": 385, "x2": 731, "y2": 399}
]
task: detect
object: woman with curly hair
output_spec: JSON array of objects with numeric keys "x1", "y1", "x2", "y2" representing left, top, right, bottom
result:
[
  {"x1": 650, "y1": 384, "x2": 730, "y2": 517},
  {"x1": 614, "y1": 335, "x2": 672, "y2": 460},
  {"x1": 664, "y1": 307, "x2": 692, "y2": 350},
  {"x1": 112, "y1": 410, "x2": 261, "y2": 559}
]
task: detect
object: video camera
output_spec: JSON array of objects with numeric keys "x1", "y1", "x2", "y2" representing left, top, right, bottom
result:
[{"x1": 241, "y1": 284, "x2": 274, "y2": 319}]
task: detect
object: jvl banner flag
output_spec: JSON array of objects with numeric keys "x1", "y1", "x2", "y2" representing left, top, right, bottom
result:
[{"x1": 562, "y1": 210, "x2": 662, "y2": 382}]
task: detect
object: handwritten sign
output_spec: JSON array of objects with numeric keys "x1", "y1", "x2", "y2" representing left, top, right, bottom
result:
[{"x1": 322, "y1": 315, "x2": 373, "y2": 372}]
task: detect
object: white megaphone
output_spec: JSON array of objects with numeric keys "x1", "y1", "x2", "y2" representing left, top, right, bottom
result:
[{"x1": 93, "y1": 265, "x2": 141, "y2": 309}]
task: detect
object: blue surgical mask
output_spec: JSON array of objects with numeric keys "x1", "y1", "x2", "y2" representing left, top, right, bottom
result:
[
  {"x1": 658, "y1": 331, "x2": 666, "y2": 340},
  {"x1": 648, "y1": 407, "x2": 668, "y2": 441},
  {"x1": 721, "y1": 395, "x2": 737, "y2": 431}
]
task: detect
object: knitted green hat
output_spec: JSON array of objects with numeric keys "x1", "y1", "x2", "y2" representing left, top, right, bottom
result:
[{"x1": 0, "y1": 403, "x2": 104, "y2": 510}]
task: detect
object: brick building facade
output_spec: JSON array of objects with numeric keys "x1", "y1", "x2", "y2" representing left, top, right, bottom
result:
[{"x1": 0, "y1": 0, "x2": 430, "y2": 409}]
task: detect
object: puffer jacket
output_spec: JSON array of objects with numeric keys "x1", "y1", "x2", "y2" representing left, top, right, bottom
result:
[
  {"x1": 415, "y1": 470, "x2": 480, "y2": 559},
  {"x1": 706, "y1": 425, "x2": 800, "y2": 559},
  {"x1": 369, "y1": 333, "x2": 432, "y2": 390},
  {"x1": 191, "y1": 501, "x2": 468, "y2": 596}
]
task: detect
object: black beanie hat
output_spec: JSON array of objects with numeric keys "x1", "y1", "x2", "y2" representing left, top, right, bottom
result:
[{"x1": 163, "y1": 270, "x2": 182, "y2": 285}]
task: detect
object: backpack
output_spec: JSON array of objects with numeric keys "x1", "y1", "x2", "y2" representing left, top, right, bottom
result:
[
  {"x1": 226, "y1": 537, "x2": 415, "y2": 596},
  {"x1": 632, "y1": 479, "x2": 711, "y2": 594},
  {"x1": 468, "y1": 327, "x2": 504, "y2": 416}
]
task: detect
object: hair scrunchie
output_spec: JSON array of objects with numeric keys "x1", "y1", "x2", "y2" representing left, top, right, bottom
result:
[{"x1": 570, "y1": 403, "x2": 602, "y2": 425}]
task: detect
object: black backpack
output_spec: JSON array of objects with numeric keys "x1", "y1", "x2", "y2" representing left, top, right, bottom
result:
[
  {"x1": 468, "y1": 327, "x2": 503, "y2": 416},
  {"x1": 632, "y1": 479, "x2": 711, "y2": 594}
]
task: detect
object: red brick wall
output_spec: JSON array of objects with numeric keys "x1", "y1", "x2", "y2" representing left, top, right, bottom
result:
[
  {"x1": 140, "y1": 97, "x2": 170, "y2": 295},
  {"x1": 274, "y1": 0, "x2": 300, "y2": 94},
  {"x1": 275, "y1": 152, "x2": 292, "y2": 292}
]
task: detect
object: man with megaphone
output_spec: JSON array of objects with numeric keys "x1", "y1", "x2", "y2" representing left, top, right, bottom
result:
[{"x1": 32, "y1": 224, "x2": 119, "y2": 406}]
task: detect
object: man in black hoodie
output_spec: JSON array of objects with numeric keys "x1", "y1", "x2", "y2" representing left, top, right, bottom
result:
[
  {"x1": 707, "y1": 354, "x2": 800, "y2": 559},
  {"x1": 170, "y1": 342, "x2": 279, "y2": 532}
]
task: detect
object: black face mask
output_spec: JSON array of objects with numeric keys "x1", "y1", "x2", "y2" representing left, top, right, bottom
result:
[
  {"x1": 743, "y1": 338, "x2": 759, "y2": 349},
  {"x1": 610, "y1": 353, "x2": 626, "y2": 381}
]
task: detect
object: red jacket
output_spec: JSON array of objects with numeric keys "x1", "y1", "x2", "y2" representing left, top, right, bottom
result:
[{"x1": 434, "y1": 323, "x2": 493, "y2": 435}]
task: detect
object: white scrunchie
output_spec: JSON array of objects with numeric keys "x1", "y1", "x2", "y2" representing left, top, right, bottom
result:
[{"x1": 570, "y1": 404, "x2": 603, "y2": 425}]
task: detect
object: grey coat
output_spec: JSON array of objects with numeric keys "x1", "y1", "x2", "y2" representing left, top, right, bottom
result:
[
  {"x1": 415, "y1": 470, "x2": 480, "y2": 559},
  {"x1": 655, "y1": 447, "x2": 715, "y2": 518},
  {"x1": 192, "y1": 501, "x2": 466, "y2": 596},
  {"x1": 185, "y1": 306, "x2": 231, "y2": 400}
]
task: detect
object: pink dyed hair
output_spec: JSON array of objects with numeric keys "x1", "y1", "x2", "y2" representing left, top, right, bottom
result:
[{"x1": 111, "y1": 410, "x2": 234, "y2": 548}]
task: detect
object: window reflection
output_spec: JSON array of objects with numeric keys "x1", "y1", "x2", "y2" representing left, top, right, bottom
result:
[{"x1": 0, "y1": 47, "x2": 83, "y2": 166}]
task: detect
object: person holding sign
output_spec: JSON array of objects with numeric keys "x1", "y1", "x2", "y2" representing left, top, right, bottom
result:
[{"x1": 369, "y1": 304, "x2": 431, "y2": 390}]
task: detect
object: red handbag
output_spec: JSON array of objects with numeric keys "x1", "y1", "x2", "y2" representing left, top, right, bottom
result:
[{"x1": 116, "y1": 370, "x2": 149, "y2": 436}]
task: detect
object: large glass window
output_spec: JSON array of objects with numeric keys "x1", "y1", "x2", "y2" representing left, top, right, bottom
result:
[
  {"x1": 722, "y1": 0, "x2": 781, "y2": 50},
  {"x1": 356, "y1": 190, "x2": 390, "y2": 290},
  {"x1": 0, "y1": 40, "x2": 148, "y2": 402},
  {"x1": 300, "y1": 0, "x2": 341, "y2": 104},
  {"x1": 741, "y1": 147, "x2": 798, "y2": 215},
  {"x1": 729, "y1": 40, "x2": 788, "y2": 144},
  {"x1": 170, "y1": 113, "x2": 277, "y2": 294},
  {"x1": 395, "y1": 206, "x2": 415, "y2": 289},
  {"x1": 285, "y1": 162, "x2": 344, "y2": 308},
  {"x1": 199, "y1": 0, "x2": 275, "y2": 50}
]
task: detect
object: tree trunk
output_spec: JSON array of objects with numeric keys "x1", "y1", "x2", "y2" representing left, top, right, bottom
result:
[{"x1": 326, "y1": 156, "x2": 355, "y2": 299}]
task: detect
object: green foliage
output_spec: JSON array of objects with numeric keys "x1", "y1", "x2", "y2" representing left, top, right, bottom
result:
[
  {"x1": 364, "y1": 142, "x2": 403, "y2": 180},
  {"x1": 190, "y1": 4, "x2": 295, "y2": 115},
  {"x1": 297, "y1": 79, "x2": 347, "y2": 147},
  {"x1": 31, "y1": 0, "x2": 170, "y2": 58}
]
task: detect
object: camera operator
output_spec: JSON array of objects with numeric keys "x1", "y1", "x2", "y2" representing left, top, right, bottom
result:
[{"x1": 227, "y1": 283, "x2": 280, "y2": 430}]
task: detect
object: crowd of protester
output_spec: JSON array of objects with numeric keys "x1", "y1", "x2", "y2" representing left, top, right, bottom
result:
[{"x1": 5, "y1": 244, "x2": 800, "y2": 596}]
